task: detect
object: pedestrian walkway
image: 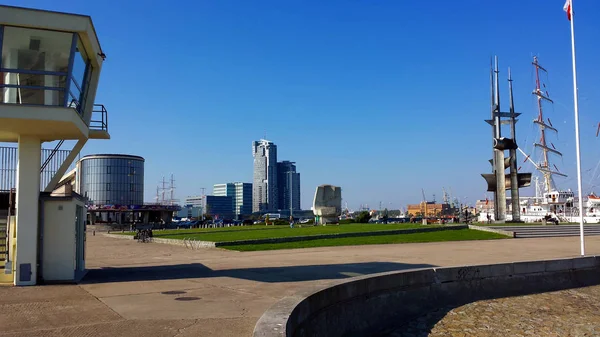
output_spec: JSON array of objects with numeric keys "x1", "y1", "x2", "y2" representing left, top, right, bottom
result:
[{"x1": 1, "y1": 234, "x2": 600, "y2": 336}]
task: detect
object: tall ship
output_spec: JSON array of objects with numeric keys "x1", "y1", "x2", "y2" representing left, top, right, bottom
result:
[{"x1": 480, "y1": 57, "x2": 600, "y2": 223}]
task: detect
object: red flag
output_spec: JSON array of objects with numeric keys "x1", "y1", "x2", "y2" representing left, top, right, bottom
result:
[
  {"x1": 564, "y1": 0, "x2": 572, "y2": 21},
  {"x1": 485, "y1": 198, "x2": 489, "y2": 205}
]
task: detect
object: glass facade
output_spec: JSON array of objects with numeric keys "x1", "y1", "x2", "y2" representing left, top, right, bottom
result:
[
  {"x1": 205, "y1": 196, "x2": 234, "y2": 220},
  {"x1": 0, "y1": 25, "x2": 92, "y2": 113},
  {"x1": 253, "y1": 140, "x2": 278, "y2": 212},
  {"x1": 79, "y1": 155, "x2": 144, "y2": 205}
]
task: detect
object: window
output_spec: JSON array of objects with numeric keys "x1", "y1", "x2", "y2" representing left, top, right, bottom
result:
[
  {"x1": 130, "y1": 183, "x2": 134, "y2": 192},
  {"x1": 106, "y1": 166, "x2": 111, "y2": 174},
  {"x1": 130, "y1": 167, "x2": 135, "y2": 175},
  {"x1": 106, "y1": 183, "x2": 110, "y2": 191},
  {"x1": 1, "y1": 26, "x2": 73, "y2": 106}
]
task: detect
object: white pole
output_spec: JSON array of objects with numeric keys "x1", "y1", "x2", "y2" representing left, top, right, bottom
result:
[{"x1": 568, "y1": 0, "x2": 586, "y2": 256}]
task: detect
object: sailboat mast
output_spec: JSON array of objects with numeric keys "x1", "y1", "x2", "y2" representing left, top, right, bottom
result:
[
  {"x1": 532, "y1": 57, "x2": 565, "y2": 193},
  {"x1": 534, "y1": 58, "x2": 551, "y2": 191}
]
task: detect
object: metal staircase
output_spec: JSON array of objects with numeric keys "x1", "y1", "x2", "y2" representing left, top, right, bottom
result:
[
  {"x1": 0, "y1": 189, "x2": 14, "y2": 278},
  {"x1": 0, "y1": 209, "x2": 7, "y2": 274}
]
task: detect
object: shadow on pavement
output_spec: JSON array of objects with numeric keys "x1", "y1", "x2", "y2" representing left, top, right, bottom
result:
[{"x1": 81, "y1": 262, "x2": 435, "y2": 284}]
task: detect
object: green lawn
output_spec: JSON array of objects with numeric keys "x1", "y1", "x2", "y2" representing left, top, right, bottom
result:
[
  {"x1": 220, "y1": 229, "x2": 507, "y2": 251},
  {"x1": 150, "y1": 223, "x2": 436, "y2": 242}
]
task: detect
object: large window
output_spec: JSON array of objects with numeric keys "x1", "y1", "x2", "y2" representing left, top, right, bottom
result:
[
  {"x1": 68, "y1": 38, "x2": 89, "y2": 111},
  {"x1": 0, "y1": 25, "x2": 91, "y2": 113}
]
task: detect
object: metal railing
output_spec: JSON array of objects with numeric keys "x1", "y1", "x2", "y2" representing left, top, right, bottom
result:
[
  {"x1": 0, "y1": 147, "x2": 72, "y2": 192},
  {"x1": 90, "y1": 104, "x2": 108, "y2": 132}
]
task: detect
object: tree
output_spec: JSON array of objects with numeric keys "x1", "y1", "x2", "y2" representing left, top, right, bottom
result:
[
  {"x1": 382, "y1": 208, "x2": 389, "y2": 224},
  {"x1": 356, "y1": 211, "x2": 371, "y2": 223}
]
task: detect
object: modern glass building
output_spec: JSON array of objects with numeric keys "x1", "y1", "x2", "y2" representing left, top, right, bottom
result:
[
  {"x1": 253, "y1": 139, "x2": 278, "y2": 212},
  {"x1": 77, "y1": 154, "x2": 144, "y2": 205},
  {"x1": 214, "y1": 182, "x2": 253, "y2": 217},
  {"x1": 234, "y1": 182, "x2": 253, "y2": 216},
  {"x1": 205, "y1": 195, "x2": 234, "y2": 220},
  {"x1": 214, "y1": 183, "x2": 235, "y2": 197},
  {"x1": 277, "y1": 161, "x2": 301, "y2": 211}
]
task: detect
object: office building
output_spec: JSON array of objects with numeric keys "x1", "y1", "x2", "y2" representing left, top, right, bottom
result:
[
  {"x1": 234, "y1": 182, "x2": 252, "y2": 216},
  {"x1": 184, "y1": 195, "x2": 235, "y2": 220},
  {"x1": 214, "y1": 182, "x2": 252, "y2": 217},
  {"x1": 277, "y1": 161, "x2": 301, "y2": 211},
  {"x1": 205, "y1": 195, "x2": 234, "y2": 220},
  {"x1": 214, "y1": 183, "x2": 235, "y2": 197},
  {"x1": 252, "y1": 139, "x2": 278, "y2": 212},
  {"x1": 185, "y1": 195, "x2": 204, "y2": 208}
]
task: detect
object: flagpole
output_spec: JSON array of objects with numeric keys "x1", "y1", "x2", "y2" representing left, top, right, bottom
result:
[{"x1": 568, "y1": 0, "x2": 586, "y2": 256}]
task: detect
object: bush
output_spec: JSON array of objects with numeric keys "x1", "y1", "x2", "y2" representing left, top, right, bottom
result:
[
  {"x1": 338, "y1": 219, "x2": 354, "y2": 225},
  {"x1": 273, "y1": 219, "x2": 289, "y2": 226},
  {"x1": 356, "y1": 211, "x2": 372, "y2": 223}
]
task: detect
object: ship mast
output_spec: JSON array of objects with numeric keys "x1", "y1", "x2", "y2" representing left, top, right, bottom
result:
[{"x1": 532, "y1": 56, "x2": 567, "y2": 193}]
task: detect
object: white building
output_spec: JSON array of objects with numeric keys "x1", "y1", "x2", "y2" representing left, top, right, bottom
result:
[{"x1": 0, "y1": 5, "x2": 109, "y2": 285}]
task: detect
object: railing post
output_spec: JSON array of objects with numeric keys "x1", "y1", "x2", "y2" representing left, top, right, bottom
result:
[{"x1": 63, "y1": 33, "x2": 78, "y2": 108}]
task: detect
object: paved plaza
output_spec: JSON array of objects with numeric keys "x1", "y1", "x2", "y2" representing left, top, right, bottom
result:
[{"x1": 1, "y1": 234, "x2": 600, "y2": 336}]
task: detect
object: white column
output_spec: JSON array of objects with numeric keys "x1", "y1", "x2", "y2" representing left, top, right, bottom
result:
[{"x1": 15, "y1": 136, "x2": 41, "y2": 286}]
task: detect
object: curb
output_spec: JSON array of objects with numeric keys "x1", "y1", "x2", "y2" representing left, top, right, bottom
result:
[{"x1": 468, "y1": 225, "x2": 515, "y2": 238}]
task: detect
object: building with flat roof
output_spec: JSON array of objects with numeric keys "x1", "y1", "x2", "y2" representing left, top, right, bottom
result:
[
  {"x1": 234, "y1": 182, "x2": 253, "y2": 216},
  {"x1": 77, "y1": 154, "x2": 144, "y2": 205},
  {"x1": 406, "y1": 202, "x2": 453, "y2": 217},
  {"x1": 205, "y1": 195, "x2": 234, "y2": 220},
  {"x1": 277, "y1": 161, "x2": 301, "y2": 211},
  {"x1": 55, "y1": 154, "x2": 177, "y2": 226},
  {"x1": 214, "y1": 182, "x2": 252, "y2": 218},
  {"x1": 214, "y1": 183, "x2": 235, "y2": 197}
]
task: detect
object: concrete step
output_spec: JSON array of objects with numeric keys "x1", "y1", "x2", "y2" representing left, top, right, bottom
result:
[{"x1": 488, "y1": 225, "x2": 600, "y2": 238}]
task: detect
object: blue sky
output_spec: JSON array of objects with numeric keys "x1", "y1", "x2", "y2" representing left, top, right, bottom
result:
[{"x1": 9, "y1": 0, "x2": 600, "y2": 210}]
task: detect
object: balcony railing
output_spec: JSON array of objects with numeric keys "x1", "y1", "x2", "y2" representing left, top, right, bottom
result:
[{"x1": 90, "y1": 104, "x2": 108, "y2": 132}]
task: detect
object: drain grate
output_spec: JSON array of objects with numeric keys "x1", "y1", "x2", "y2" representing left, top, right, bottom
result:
[
  {"x1": 174, "y1": 296, "x2": 201, "y2": 301},
  {"x1": 161, "y1": 290, "x2": 187, "y2": 295}
]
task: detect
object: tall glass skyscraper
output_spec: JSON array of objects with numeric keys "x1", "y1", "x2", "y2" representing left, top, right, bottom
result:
[
  {"x1": 252, "y1": 139, "x2": 278, "y2": 212},
  {"x1": 277, "y1": 161, "x2": 301, "y2": 211}
]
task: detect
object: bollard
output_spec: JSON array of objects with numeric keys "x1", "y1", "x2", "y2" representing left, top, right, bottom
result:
[{"x1": 93, "y1": 230, "x2": 95, "y2": 236}]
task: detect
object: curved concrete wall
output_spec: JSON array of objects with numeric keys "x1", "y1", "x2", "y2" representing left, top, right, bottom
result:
[{"x1": 253, "y1": 256, "x2": 600, "y2": 337}]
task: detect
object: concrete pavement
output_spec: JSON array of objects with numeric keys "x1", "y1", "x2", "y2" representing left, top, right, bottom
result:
[{"x1": 2, "y1": 234, "x2": 600, "y2": 336}]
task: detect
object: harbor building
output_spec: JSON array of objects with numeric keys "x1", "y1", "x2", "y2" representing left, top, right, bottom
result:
[
  {"x1": 56, "y1": 154, "x2": 178, "y2": 225},
  {"x1": 406, "y1": 202, "x2": 453, "y2": 217},
  {"x1": 0, "y1": 5, "x2": 109, "y2": 285}
]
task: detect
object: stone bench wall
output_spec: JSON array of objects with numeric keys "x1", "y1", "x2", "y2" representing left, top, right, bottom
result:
[{"x1": 253, "y1": 256, "x2": 600, "y2": 337}]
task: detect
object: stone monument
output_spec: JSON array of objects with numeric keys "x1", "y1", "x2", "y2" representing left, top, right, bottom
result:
[{"x1": 312, "y1": 185, "x2": 342, "y2": 225}]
